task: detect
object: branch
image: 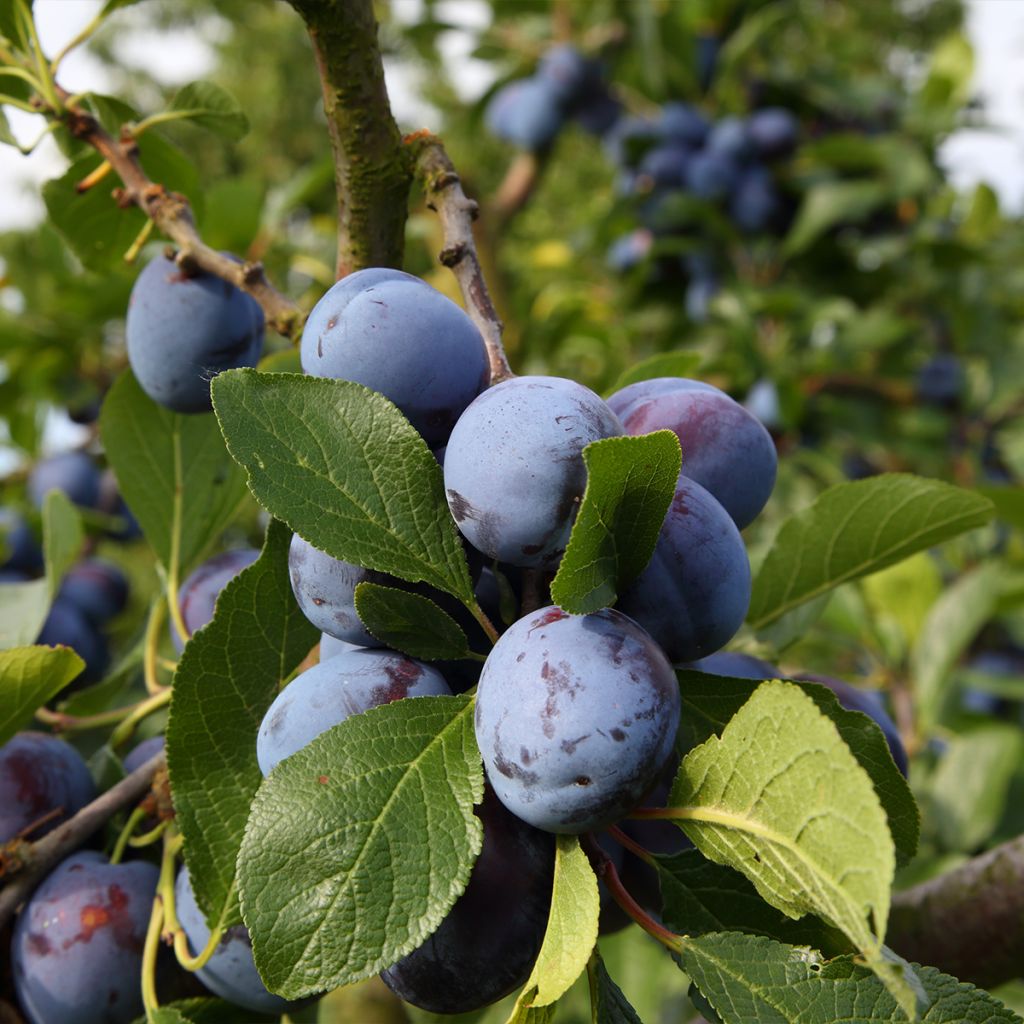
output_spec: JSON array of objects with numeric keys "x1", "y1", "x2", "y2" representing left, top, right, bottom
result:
[
  {"x1": 0, "y1": 752, "x2": 165, "y2": 930},
  {"x1": 54, "y1": 97, "x2": 304, "y2": 340},
  {"x1": 288, "y1": 0, "x2": 411, "y2": 278},
  {"x1": 411, "y1": 134, "x2": 513, "y2": 384},
  {"x1": 887, "y1": 834, "x2": 1024, "y2": 989}
]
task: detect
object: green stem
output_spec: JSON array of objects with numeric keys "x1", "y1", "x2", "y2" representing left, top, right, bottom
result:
[
  {"x1": 17, "y1": 0, "x2": 58, "y2": 112},
  {"x1": 49, "y1": 6, "x2": 107, "y2": 73},
  {"x1": 36, "y1": 703, "x2": 138, "y2": 733},
  {"x1": 129, "y1": 819, "x2": 170, "y2": 849},
  {"x1": 110, "y1": 806, "x2": 148, "y2": 866},
  {"x1": 160, "y1": 842, "x2": 231, "y2": 972},
  {"x1": 0, "y1": 92, "x2": 38, "y2": 113},
  {"x1": 0, "y1": 64, "x2": 42, "y2": 89},
  {"x1": 144, "y1": 599, "x2": 168, "y2": 695},
  {"x1": 141, "y1": 837, "x2": 174, "y2": 1019},
  {"x1": 166, "y1": 428, "x2": 190, "y2": 646},
  {"x1": 108, "y1": 688, "x2": 172, "y2": 749},
  {"x1": 606, "y1": 824, "x2": 656, "y2": 867},
  {"x1": 468, "y1": 600, "x2": 499, "y2": 646}
]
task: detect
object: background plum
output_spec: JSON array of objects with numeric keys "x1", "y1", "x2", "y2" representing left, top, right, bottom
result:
[
  {"x1": 299, "y1": 268, "x2": 488, "y2": 446},
  {"x1": 58, "y1": 560, "x2": 129, "y2": 627},
  {"x1": 444, "y1": 376, "x2": 623, "y2": 567},
  {"x1": 0, "y1": 733, "x2": 95, "y2": 843},
  {"x1": 0, "y1": 509, "x2": 42, "y2": 574},
  {"x1": 37, "y1": 600, "x2": 109, "y2": 684},
  {"x1": 121, "y1": 735, "x2": 165, "y2": 775},
  {"x1": 618, "y1": 475, "x2": 751, "y2": 663},
  {"x1": 173, "y1": 548, "x2": 259, "y2": 651},
  {"x1": 11, "y1": 851, "x2": 157, "y2": 1024},
  {"x1": 27, "y1": 452, "x2": 101, "y2": 511},
  {"x1": 608, "y1": 377, "x2": 777, "y2": 529},
  {"x1": 257, "y1": 648, "x2": 452, "y2": 775},
  {"x1": 689, "y1": 651, "x2": 777, "y2": 679},
  {"x1": 125, "y1": 253, "x2": 264, "y2": 414},
  {"x1": 475, "y1": 606, "x2": 680, "y2": 833},
  {"x1": 380, "y1": 786, "x2": 554, "y2": 1014},
  {"x1": 486, "y1": 78, "x2": 565, "y2": 152}
]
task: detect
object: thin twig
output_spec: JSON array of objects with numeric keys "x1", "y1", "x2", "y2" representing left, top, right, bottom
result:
[
  {"x1": 410, "y1": 133, "x2": 513, "y2": 384},
  {"x1": 0, "y1": 752, "x2": 165, "y2": 929}
]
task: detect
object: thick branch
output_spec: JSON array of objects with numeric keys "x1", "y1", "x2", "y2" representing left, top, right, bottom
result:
[
  {"x1": 59, "y1": 98, "x2": 304, "y2": 340},
  {"x1": 411, "y1": 135, "x2": 512, "y2": 384},
  {"x1": 0, "y1": 752, "x2": 165, "y2": 930},
  {"x1": 288, "y1": 0, "x2": 411, "y2": 278},
  {"x1": 887, "y1": 834, "x2": 1024, "y2": 989}
]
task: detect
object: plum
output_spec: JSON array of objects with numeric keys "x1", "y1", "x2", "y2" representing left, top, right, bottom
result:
[
  {"x1": 0, "y1": 732, "x2": 95, "y2": 843},
  {"x1": 730, "y1": 167, "x2": 781, "y2": 233},
  {"x1": 125, "y1": 253, "x2": 264, "y2": 414},
  {"x1": 27, "y1": 452, "x2": 101, "y2": 510},
  {"x1": 299, "y1": 268, "x2": 489, "y2": 446},
  {"x1": 11, "y1": 851, "x2": 157, "y2": 1024},
  {"x1": 58, "y1": 559, "x2": 129, "y2": 627},
  {"x1": 705, "y1": 116, "x2": 753, "y2": 161},
  {"x1": 485, "y1": 78, "x2": 565, "y2": 152},
  {"x1": 607, "y1": 376, "x2": 777, "y2": 529},
  {"x1": 618, "y1": 476, "x2": 751, "y2": 663},
  {"x1": 173, "y1": 548, "x2": 260, "y2": 652},
  {"x1": 658, "y1": 102, "x2": 709, "y2": 147},
  {"x1": 319, "y1": 632, "x2": 364, "y2": 661},
  {"x1": 747, "y1": 107, "x2": 799, "y2": 160},
  {"x1": 380, "y1": 786, "x2": 554, "y2": 1014},
  {"x1": 0, "y1": 508, "x2": 42, "y2": 573},
  {"x1": 637, "y1": 143, "x2": 692, "y2": 189},
  {"x1": 689, "y1": 651, "x2": 776, "y2": 680},
  {"x1": 174, "y1": 865, "x2": 298, "y2": 1014},
  {"x1": 444, "y1": 376, "x2": 623, "y2": 568},
  {"x1": 37, "y1": 600, "x2": 109, "y2": 685},
  {"x1": 121, "y1": 735, "x2": 165, "y2": 775},
  {"x1": 536, "y1": 45, "x2": 602, "y2": 105},
  {"x1": 475, "y1": 606, "x2": 680, "y2": 833},
  {"x1": 257, "y1": 648, "x2": 452, "y2": 775}
]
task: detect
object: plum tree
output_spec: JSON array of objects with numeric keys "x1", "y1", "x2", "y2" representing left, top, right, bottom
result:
[
  {"x1": 618, "y1": 475, "x2": 751, "y2": 663},
  {"x1": 257, "y1": 648, "x2": 452, "y2": 775},
  {"x1": 173, "y1": 548, "x2": 260, "y2": 651},
  {"x1": 11, "y1": 851, "x2": 158, "y2": 1024},
  {"x1": 37, "y1": 600, "x2": 109, "y2": 684},
  {"x1": 380, "y1": 786, "x2": 554, "y2": 1014},
  {"x1": 0, "y1": 733, "x2": 96, "y2": 843},
  {"x1": 57, "y1": 559, "x2": 129, "y2": 627},
  {"x1": 607, "y1": 377, "x2": 777, "y2": 528},
  {"x1": 174, "y1": 865, "x2": 298, "y2": 1014},
  {"x1": 126, "y1": 254, "x2": 265, "y2": 414},
  {"x1": 300, "y1": 268, "x2": 489, "y2": 446},
  {"x1": 27, "y1": 452, "x2": 101, "y2": 511},
  {"x1": 444, "y1": 376, "x2": 623, "y2": 567},
  {"x1": 474, "y1": 606, "x2": 680, "y2": 833}
]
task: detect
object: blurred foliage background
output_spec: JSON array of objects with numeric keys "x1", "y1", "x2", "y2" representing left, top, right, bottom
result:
[{"x1": 3, "y1": 0, "x2": 1024, "y2": 1018}]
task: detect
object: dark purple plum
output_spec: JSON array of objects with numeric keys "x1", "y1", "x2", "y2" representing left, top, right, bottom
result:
[
  {"x1": 536, "y1": 45, "x2": 602, "y2": 106},
  {"x1": 174, "y1": 865, "x2": 298, "y2": 1014},
  {"x1": 257, "y1": 648, "x2": 452, "y2": 775},
  {"x1": 0, "y1": 508, "x2": 42, "y2": 573},
  {"x1": 380, "y1": 786, "x2": 554, "y2": 1014},
  {"x1": 37, "y1": 600, "x2": 109, "y2": 684},
  {"x1": 916, "y1": 354, "x2": 964, "y2": 408},
  {"x1": 11, "y1": 851, "x2": 157, "y2": 1024},
  {"x1": 747, "y1": 107, "x2": 799, "y2": 160},
  {"x1": 173, "y1": 548, "x2": 260, "y2": 652},
  {"x1": 0, "y1": 732, "x2": 95, "y2": 843},
  {"x1": 300, "y1": 268, "x2": 488, "y2": 447},
  {"x1": 126, "y1": 253, "x2": 265, "y2": 414},
  {"x1": 475, "y1": 606, "x2": 680, "y2": 833},
  {"x1": 122, "y1": 735, "x2": 165, "y2": 775},
  {"x1": 684, "y1": 148, "x2": 741, "y2": 201},
  {"x1": 608, "y1": 376, "x2": 777, "y2": 528},
  {"x1": 444, "y1": 376, "x2": 623, "y2": 568},
  {"x1": 27, "y1": 452, "x2": 101, "y2": 510},
  {"x1": 689, "y1": 651, "x2": 776, "y2": 679},
  {"x1": 658, "y1": 102, "x2": 709, "y2": 146},
  {"x1": 705, "y1": 116, "x2": 754, "y2": 161},
  {"x1": 618, "y1": 476, "x2": 750, "y2": 663},
  {"x1": 730, "y1": 167, "x2": 781, "y2": 234},
  {"x1": 797, "y1": 674, "x2": 908, "y2": 778},
  {"x1": 58, "y1": 559, "x2": 129, "y2": 627},
  {"x1": 637, "y1": 143, "x2": 692, "y2": 189},
  {"x1": 603, "y1": 115, "x2": 660, "y2": 167},
  {"x1": 572, "y1": 88, "x2": 621, "y2": 135},
  {"x1": 485, "y1": 78, "x2": 565, "y2": 152}
]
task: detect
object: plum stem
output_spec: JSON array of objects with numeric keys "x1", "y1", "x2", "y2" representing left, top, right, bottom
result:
[
  {"x1": 468, "y1": 599, "x2": 500, "y2": 646},
  {"x1": 580, "y1": 832, "x2": 683, "y2": 955},
  {"x1": 144, "y1": 598, "x2": 169, "y2": 695},
  {"x1": 606, "y1": 824, "x2": 657, "y2": 867},
  {"x1": 110, "y1": 806, "x2": 148, "y2": 866},
  {"x1": 108, "y1": 688, "x2": 172, "y2": 748}
]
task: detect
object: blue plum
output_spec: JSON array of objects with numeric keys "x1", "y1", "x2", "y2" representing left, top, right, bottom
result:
[
  {"x1": 37, "y1": 600, "x2": 109, "y2": 684},
  {"x1": 174, "y1": 865, "x2": 298, "y2": 1014},
  {"x1": 603, "y1": 115, "x2": 660, "y2": 167},
  {"x1": 0, "y1": 508, "x2": 42, "y2": 573},
  {"x1": 257, "y1": 648, "x2": 451, "y2": 775},
  {"x1": 916, "y1": 354, "x2": 964, "y2": 407},
  {"x1": 11, "y1": 851, "x2": 158, "y2": 1024},
  {"x1": 747, "y1": 107, "x2": 799, "y2": 160},
  {"x1": 705, "y1": 116, "x2": 754, "y2": 161},
  {"x1": 689, "y1": 651, "x2": 776, "y2": 679},
  {"x1": 380, "y1": 786, "x2": 554, "y2": 1013},
  {"x1": 444, "y1": 376, "x2": 623, "y2": 568},
  {"x1": 618, "y1": 475, "x2": 751, "y2": 663},
  {"x1": 608, "y1": 376, "x2": 777, "y2": 529},
  {"x1": 658, "y1": 102, "x2": 709, "y2": 147},
  {"x1": 475, "y1": 606, "x2": 680, "y2": 833},
  {"x1": 173, "y1": 548, "x2": 260, "y2": 652},
  {"x1": 536, "y1": 45, "x2": 602, "y2": 106},
  {"x1": 730, "y1": 167, "x2": 781, "y2": 233},
  {"x1": 607, "y1": 229, "x2": 654, "y2": 273},
  {"x1": 122, "y1": 735, "x2": 165, "y2": 775},
  {"x1": 58, "y1": 559, "x2": 129, "y2": 627},
  {"x1": 637, "y1": 143, "x2": 692, "y2": 189},
  {"x1": 319, "y1": 632, "x2": 364, "y2": 661},
  {"x1": 0, "y1": 732, "x2": 95, "y2": 843},
  {"x1": 27, "y1": 451, "x2": 101, "y2": 510},
  {"x1": 125, "y1": 253, "x2": 265, "y2": 414},
  {"x1": 485, "y1": 78, "x2": 565, "y2": 152},
  {"x1": 684, "y1": 148, "x2": 741, "y2": 200},
  {"x1": 300, "y1": 268, "x2": 489, "y2": 446},
  {"x1": 572, "y1": 88, "x2": 621, "y2": 135}
]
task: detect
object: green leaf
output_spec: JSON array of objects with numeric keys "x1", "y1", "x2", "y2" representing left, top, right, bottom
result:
[
  {"x1": 656, "y1": 849, "x2": 847, "y2": 952},
  {"x1": 0, "y1": 646, "x2": 84, "y2": 745},
  {"x1": 238, "y1": 695, "x2": 483, "y2": 997},
  {"x1": 510, "y1": 835, "x2": 599, "y2": 1019},
  {"x1": 607, "y1": 352, "x2": 703, "y2": 394},
  {"x1": 354, "y1": 583, "x2": 471, "y2": 660},
  {"x1": 670, "y1": 681, "x2": 909, "y2": 1014},
  {"x1": 166, "y1": 519, "x2": 317, "y2": 928},
  {"x1": 783, "y1": 181, "x2": 887, "y2": 256},
  {"x1": 213, "y1": 370, "x2": 473, "y2": 602},
  {"x1": 0, "y1": 0, "x2": 33, "y2": 52},
  {"x1": 977, "y1": 486, "x2": 1024, "y2": 532},
  {"x1": 911, "y1": 562, "x2": 1003, "y2": 731},
  {"x1": 131, "y1": 997, "x2": 272, "y2": 1024},
  {"x1": 148, "y1": 1011, "x2": 192, "y2": 1024},
  {"x1": 927, "y1": 725, "x2": 1024, "y2": 853},
  {"x1": 163, "y1": 81, "x2": 249, "y2": 141},
  {"x1": 590, "y1": 952, "x2": 644, "y2": 1024},
  {"x1": 100, "y1": 370, "x2": 248, "y2": 575},
  {"x1": 0, "y1": 579, "x2": 49, "y2": 650},
  {"x1": 674, "y1": 670, "x2": 919, "y2": 866},
  {"x1": 748, "y1": 475, "x2": 993, "y2": 630},
  {"x1": 42, "y1": 489, "x2": 83, "y2": 598},
  {"x1": 550, "y1": 432, "x2": 681, "y2": 614},
  {"x1": 680, "y1": 932, "x2": 1018, "y2": 1023},
  {"x1": 0, "y1": 107, "x2": 17, "y2": 149}
]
